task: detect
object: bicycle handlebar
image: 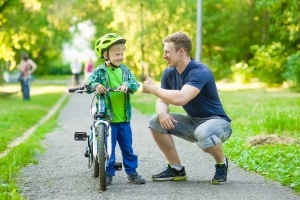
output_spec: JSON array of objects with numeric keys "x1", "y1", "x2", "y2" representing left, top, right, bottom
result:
[
  {"x1": 68, "y1": 85, "x2": 91, "y2": 93},
  {"x1": 68, "y1": 85, "x2": 132, "y2": 93}
]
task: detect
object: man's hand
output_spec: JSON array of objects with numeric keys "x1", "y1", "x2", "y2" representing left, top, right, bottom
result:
[
  {"x1": 158, "y1": 112, "x2": 178, "y2": 129},
  {"x1": 95, "y1": 84, "x2": 106, "y2": 94},
  {"x1": 142, "y1": 74, "x2": 156, "y2": 94}
]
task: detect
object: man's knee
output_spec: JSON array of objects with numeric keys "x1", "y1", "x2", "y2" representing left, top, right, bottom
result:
[
  {"x1": 148, "y1": 114, "x2": 169, "y2": 134},
  {"x1": 194, "y1": 127, "x2": 221, "y2": 149},
  {"x1": 148, "y1": 114, "x2": 159, "y2": 131}
]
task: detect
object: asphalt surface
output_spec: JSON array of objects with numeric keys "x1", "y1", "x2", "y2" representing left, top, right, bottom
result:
[{"x1": 20, "y1": 91, "x2": 300, "y2": 200}]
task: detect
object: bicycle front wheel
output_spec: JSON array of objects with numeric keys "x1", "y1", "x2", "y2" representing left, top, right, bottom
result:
[
  {"x1": 97, "y1": 124, "x2": 106, "y2": 191},
  {"x1": 91, "y1": 144, "x2": 99, "y2": 178}
]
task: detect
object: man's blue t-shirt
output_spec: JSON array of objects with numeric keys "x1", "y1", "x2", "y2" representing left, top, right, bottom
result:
[{"x1": 161, "y1": 60, "x2": 231, "y2": 122}]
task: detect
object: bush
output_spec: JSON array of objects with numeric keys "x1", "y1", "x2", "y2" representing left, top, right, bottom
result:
[
  {"x1": 283, "y1": 52, "x2": 300, "y2": 90},
  {"x1": 249, "y1": 43, "x2": 286, "y2": 87}
]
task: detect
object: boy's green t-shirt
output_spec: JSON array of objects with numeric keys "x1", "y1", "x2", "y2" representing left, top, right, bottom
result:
[{"x1": 106, "y1": 67, "x2": 126, "y2": 122}]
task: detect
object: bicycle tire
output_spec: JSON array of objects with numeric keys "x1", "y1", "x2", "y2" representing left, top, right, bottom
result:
[
  {"x1": 91, "y1": 144, "x2": 99, "y2": 177},
  {"x1": 97, "y1": 124, "x2": 106, "y2": 191}
]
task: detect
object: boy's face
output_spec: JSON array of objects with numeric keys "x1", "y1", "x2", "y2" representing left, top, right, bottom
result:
[{"x1": 104, "y1": 44, "x2": 125, "y2": 67}]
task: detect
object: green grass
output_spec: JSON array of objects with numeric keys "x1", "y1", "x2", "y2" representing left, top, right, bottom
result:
[
  {"x1": 0, "y1": 117, "x2": 61, "y2": 200},
  {"x1": 131, "y1": 89, "x2": 300, "y2": 194},
  {"x1": 0, "y1": 94, "x2": 63, "y2": 152},
  {"x1": 0, "y1": 84, "x2": 67, "y2": 153},
  {"x1": 0, "y1": 83, "x2": 68, "y2": 200}
]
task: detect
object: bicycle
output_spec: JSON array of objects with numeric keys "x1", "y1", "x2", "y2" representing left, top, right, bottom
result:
[{"x1": 69, "y1": 84, "x2": 123, "y2": 192}]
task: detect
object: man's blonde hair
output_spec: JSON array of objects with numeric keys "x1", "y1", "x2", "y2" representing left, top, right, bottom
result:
[{"x1": 163, "y1": 31, "x2": 192, "y2": 56}]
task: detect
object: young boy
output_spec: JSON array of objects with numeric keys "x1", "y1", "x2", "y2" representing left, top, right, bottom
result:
[{"x1": 86, "y1": 33, "x2": 145, "y2": 185}]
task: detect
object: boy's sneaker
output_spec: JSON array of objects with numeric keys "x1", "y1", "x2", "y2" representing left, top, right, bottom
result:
[
  {"x1": 127, "y1": 172, "x2": 145, "y2": 184},
  {"x1": 211, "y1": 157, "x2": 228, "y2": 185},
  {"x1": 106, "y1": 174, "x2": 113, "y2": 185},
  {"x1": 152, "y1": 164, "x2": 186, "y2": 181}
]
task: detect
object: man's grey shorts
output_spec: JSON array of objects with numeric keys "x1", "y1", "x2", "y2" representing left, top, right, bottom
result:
[{"x1": 148, "y1": 113, "x2": 232, "y2": 149}]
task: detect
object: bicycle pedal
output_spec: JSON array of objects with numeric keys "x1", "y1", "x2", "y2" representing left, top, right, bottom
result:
[
  {"x1": 74, "y1": 132, "x2": 88, "y2": 141},
  {"x1": 114, "y1": 162, "x2": 122, "y2": 171},
  {"x1": 84, "y1": 152, "x2": 90, "y2": 157}
]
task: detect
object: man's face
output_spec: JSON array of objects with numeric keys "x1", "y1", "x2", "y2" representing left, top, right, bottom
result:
[{"x1": 163, "y1": 42, "x2": 180, "y2": 67}]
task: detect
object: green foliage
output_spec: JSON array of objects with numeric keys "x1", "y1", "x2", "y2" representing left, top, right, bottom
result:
[
  {"x1": 283, "y1": 51, "x2": 300, "y2": 90},
  {"x1": 226, "y1": 140, "x2": 300, "y2": 191},
  {"x1": 251, "y1": 0, "x2": 300, "y2": 88},
  {"x1": 230, "y1": 62, "x2": 253, "y2": 83},
  {"x1": 249, "y1": 43, "x2": 286, "y2": 86},
  {"x1": 1, "y1": 0, "x2": 300, "y2": 88},
  {"x1": 255, "y1": 0, "x2": 300, "y2": 43}
]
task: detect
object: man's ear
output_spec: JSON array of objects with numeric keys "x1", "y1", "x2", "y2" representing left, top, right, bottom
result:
[{"x1": 179, "y1": 48, "x2": 185, "y2": 55}]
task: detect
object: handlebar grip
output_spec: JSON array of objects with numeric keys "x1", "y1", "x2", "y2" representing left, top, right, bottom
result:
[
  {"x1": 68, "y1": 88, "x2": 78, "y2": 93},
  {"x1": 68, "y1": 85, "x2": 88, "y2": 93}
]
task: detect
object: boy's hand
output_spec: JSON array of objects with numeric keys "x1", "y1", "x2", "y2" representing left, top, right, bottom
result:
[
  {"x1": 95, "y1": 84, "x2": 106, "y2": 94},
  {"x1": 118, "y1": 84, "x2": 128, "y2": 93}
]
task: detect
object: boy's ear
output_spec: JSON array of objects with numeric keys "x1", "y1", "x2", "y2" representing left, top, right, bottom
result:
[{"x1": 103, "y1": 51, "x2": 108, "y2": 59}]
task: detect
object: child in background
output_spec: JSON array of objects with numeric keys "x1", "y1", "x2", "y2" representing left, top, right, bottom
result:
[{"x1": 84, "y1": 58, "x2": 94, "y2": 81}]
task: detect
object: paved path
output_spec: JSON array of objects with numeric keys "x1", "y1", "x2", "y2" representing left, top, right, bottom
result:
[{"x1": 20, "y1": 93, "x2": 300, "y2": 200}]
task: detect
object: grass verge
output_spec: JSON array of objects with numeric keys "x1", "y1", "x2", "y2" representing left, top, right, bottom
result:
[{"x1": 0, "y1": 83, "x2": 68, "y2": 200}]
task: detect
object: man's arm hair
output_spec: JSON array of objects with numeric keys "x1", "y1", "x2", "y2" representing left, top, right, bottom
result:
[{"x1": 152, "y1": 84, "x2": 200, "y2": 106}]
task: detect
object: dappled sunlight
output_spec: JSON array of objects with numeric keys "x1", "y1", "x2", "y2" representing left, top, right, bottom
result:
[
  {"x1": 0, "y1": 85, "x2": 68, "y2": 96},
  {"x1": 31, "y1": 85, "x2": 68, "y2": 95},
  {"x1": 216, "y1": 82, "x2": 262, "y2": 91}
]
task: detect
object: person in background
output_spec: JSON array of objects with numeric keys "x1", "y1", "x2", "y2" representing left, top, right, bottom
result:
[
  {"x1": 84, "y1": 58, "x2": 94, "y2": 81},
  {"x1": 142, "y1": 31, "x2": 232, "y2": 185},
  {"x1": 70, "y1": 59, "x2": 82, "y2": 86},
  {"x1": 86, "y1": 33, "x2": 145, "y2": 185},
  {"x1": 18, "y1": 53, "x2": 37, "y2": 101}
]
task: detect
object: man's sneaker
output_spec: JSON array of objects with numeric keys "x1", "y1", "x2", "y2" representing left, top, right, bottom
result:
[
  {"x1": 152, "y1": 164, "x2": 186, "y2": 181},
  {"x1": 106, "y1": 174, "x2": 113, "y2": 185},
  {"x1": 211, "y1": 157, "x2": 228, "y2": 185},
  {"x1": 127, "y1": 172, "x2": 145, "y2": 184}
]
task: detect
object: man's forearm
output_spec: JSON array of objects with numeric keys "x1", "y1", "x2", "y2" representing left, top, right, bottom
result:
[
  {"x1": 156, "y1": 99, "x2": 169, "y2": 114},
  {"x1": 151, "y1": 86, "x2": 183, "y2": 106}
]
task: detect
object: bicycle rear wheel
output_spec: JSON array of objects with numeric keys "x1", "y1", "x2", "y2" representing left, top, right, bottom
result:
[{"x1": 97, "y1": 124, "x2": 106, "y2": 191}]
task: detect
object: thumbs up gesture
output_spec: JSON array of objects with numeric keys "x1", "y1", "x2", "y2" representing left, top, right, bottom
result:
[{"x1": 142, "y1": 74, "x2": 155, "y2": 94}]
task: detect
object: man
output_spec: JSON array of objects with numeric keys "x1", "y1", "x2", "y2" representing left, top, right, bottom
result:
[
  {"x1": 142, "y1": 31, "x2": 232, "y2": 184},
  {"x1": 18, "y1": 53, "x2": 37, "y2": 100}
]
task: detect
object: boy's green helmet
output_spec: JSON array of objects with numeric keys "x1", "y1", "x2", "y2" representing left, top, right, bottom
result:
[{"x1": 95, "y1": 33, "x2": 126, "y2": 58}]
